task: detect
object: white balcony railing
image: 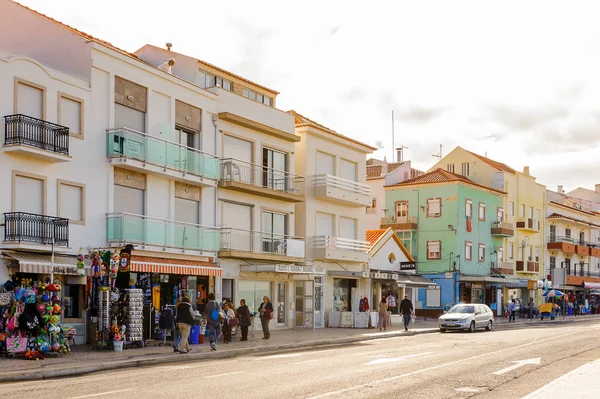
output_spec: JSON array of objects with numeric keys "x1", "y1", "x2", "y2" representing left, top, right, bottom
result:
[
  {"x1": 313, "y1": 174, "x2": 371, "y2": 196},
  {"x1": 313, "y1": 236, "x2": 370, "y2": 253}
]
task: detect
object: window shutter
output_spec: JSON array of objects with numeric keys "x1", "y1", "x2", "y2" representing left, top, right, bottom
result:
[
  {"x1": 60, "y1": 97, "x2": 81, "y2": 134},
  {"x1": 60, "y1": 184, "x2": 82, "y2": 221},
  {"x1": 428, "y1": 199, "x2": 441, "y2": 215},
  {"x1": 17, "y1": 83, "x2": 43, "y2": 119},
  {"x1": 223, "y1": 135, "x2": 252, "y2": 163},
  {"x1": 316, "y1": 152, "x2": 335, "y2": 175},
  {"x1": 340, "y1": 160, "x2": 357, "y2": 182},
  {"x1": 339, "y1": 217, "x2": 357, "y2": 240},
  {"x1": 316, "y1": 212, "x2": 334, "y2": 236},
  {"x1": 15, "y1": 176, "x2": 43, "y2": 214}
]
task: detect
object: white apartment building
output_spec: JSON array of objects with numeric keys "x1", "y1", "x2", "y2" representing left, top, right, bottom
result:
[
  {"x1": 291, "y1": 111, "x2": 374, "y2": 328},
  {"x1": 135, "y1": 45, "x2": 306, "y2": 329},
  {"x1": 546, "y1": 189, "x2": 600, "y2": 291}
]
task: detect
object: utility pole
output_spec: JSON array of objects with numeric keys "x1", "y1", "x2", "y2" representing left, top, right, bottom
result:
[{"x1": 391, "y1": 110, "x2": 395, "y2": 162}]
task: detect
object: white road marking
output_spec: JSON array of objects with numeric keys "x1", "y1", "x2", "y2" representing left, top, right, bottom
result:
[
  {"x1": 521, "y1": 358, "x2": 600, "y2": 398},
  {"x1": 365, "y1": 352, "x2": 433, "y2": 365},
  {"x1": 293, "y1": 359, "x2": 320, "y2": 365},
  {"x1": 455, "y1": 387, "x2": 484, "y2": 393},
  {"x1": 254, "y1": 349, "x2": 336, "y2": 360},
  {"x1": 307, "y1": 330, "x2": 581, "y2": 398},
  {"x1": 69, "y1": 389, "x2": 132, "y2": 398},
  {"x1": 204, "y1": 371, "x2": 244, "y2": 378},
  {"x1": 492, "y1": 358, "x2": 541, "y2": 375}
]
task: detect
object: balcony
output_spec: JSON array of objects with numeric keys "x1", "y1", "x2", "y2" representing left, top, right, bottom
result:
[
  {"x1": 313, "y1": 236, "x2": 370, "y2": 263},
  {"x1": 380, "y1": 215, "x2": 418, "y2": 230},
  {"x1": 2, "y1": 212, "x2": 69, "y2": 252},
  {"x1": 4, "y1": 114, "x2": 70, "y2": 162},
  {"x1": 515, "y1": 260, "x2": 539, "y2": 274},
  {"x1": 219, "y1": 159, "x2": 305, "y2": 202},
  {"x1": 591, "y1": 247, "x2": 600, "y2": 258},
  {"x1": 547, "y1": 236, "x2": 576, "y2": 254},
  {"x1": 516, "y1": 217, "x2": 540, "y2": 232},
  {"x1": 106, "y1": 213, "x2": 219, "y2": 255},
  {"x1": 491, "y1": 221, "x2": 514, "y2": 237},
  {"x1": 107, "y1": 128, "x2": 220, "y2": 187},
  {"x1": 491, "y1": 261, "x2": 514, "y2": 275},
  {"x1": 313, "y1": 174, "x2": 371, "y2": 207},
  {"x1": 219, "y1": 228, "x2": 305, "y2": 263}
]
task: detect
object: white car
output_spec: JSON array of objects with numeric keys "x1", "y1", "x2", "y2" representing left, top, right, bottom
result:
[{"x1": 438, "y1": 304, "x2": 494, "y2": 333}]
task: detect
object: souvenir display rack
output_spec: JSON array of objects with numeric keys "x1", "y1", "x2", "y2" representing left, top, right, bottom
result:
[{"x1": 124, "y1": 288, "x2": 144, "y2": 344}]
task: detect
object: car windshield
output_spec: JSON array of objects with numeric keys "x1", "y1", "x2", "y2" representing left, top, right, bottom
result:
[{"x1": 448, "y1": 305, "x2": 475, "y2": 314}]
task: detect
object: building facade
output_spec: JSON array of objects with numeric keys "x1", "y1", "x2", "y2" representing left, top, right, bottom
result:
[{"x1": 291, "y1": 111, "x2": 374, "y2": 328}]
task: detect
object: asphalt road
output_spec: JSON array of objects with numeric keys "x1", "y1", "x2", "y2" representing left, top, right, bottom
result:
[{"x1": 3, "y1": 320, "x2": 600, "y2": 399}]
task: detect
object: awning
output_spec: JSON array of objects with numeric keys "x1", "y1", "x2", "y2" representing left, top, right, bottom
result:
[
  {"x1": 328, "y1": 270, "x2": 369, "y2": 278},
  {"x1": 241, "y1": 264, "x2": 325, "y2": 275},
  {"x1": 4, "y1": 251, "x2": 93, "y2": 276},
  {"x1": 130, "y1": 256, "x2": 221, "y2": 276},
  {"x1": 461, "y1": 275, "x2": 528, "y2": 287},
  {"x1": 396, "y1": 274, "x2": 436, "y2": 287},
  {"x1": 583, "y1": 282, "x2": 600, "y2": 289}
]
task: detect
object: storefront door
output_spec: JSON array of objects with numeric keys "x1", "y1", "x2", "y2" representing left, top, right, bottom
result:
[
  {"x1": 295, "y1": 281, "x2": 314, "y2": 328},
  {"x1": 314, "y1": 277, "x2": 324, "y2": 327}
]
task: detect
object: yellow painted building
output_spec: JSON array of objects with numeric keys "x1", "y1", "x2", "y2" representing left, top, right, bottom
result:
[{"x1": 429, "y1": 146, "x2": 546, "y2": 306}]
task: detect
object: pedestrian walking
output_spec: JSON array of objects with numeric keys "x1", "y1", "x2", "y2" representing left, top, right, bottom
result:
[
  {"x1": 176, "y1": 297, "x2": 196, "y2": 354},
  {"x1": 258, "y1": 296, "x2": 274, "y2": 339},
  {"x1": 204, "y1": 293, "x2": 222, "y2": 351},
  {"x1": 399, "y1": 295, "x2": 414, "y2": 332},
  {"x1": 508, "y1": 299, "x2": 517, "y2": 322},
  {"x1": 172, "y1": 299, "x2": 182, "y2": 352},
  {"x1": 237, "y1": 299, "x2": 251, "y2": 341},
  {"x1": 222, "y1": 302, "x2": 235, "y2": 344},
  {"x1": 378, "y1": 296, "x2": 388, "y2": 331},
  {"x1": 528, "y1": 297, "x2": 535, "y2": 321}
]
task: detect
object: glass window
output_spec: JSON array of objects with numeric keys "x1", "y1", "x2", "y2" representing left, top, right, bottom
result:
[
  {"x1": 497, "y1": 207, "x2": 504, "y2": 222},
  {"x1": 242, "y1": 88, "x2": 249, "y2": 97},
  {"x1": 447, "y1": 164, "x2": 455, "y2": 173},
  {"x1": 197, "y1": 70, "x2": 207, "y2": 88},
  {"x1": 465, "y1": 242, "x2": 472, "y2": 260},
  {"x1": 216, "y1": 77, "x2": 223, "y2": 87},
  {"x1": 509, "y1": 201, "x2": 515, "y2": 216},
  {"x1": 205, "y1": 73, "x2": 216, "y2": 88},
  {"x1": 478, "y1": 203, "x2": 486, "y2": 221},
  {"x1": 333, "y1": 278, "x2": 356, "y2": 311},
  {"x1": 63, "y1": 285, "x2": 82, "y2": 319},
  {"x1": 461, "y1": 162, "x2": 470, "y2": 176},
  {"x1": 257, "y1": 94, "x2": 264, "y2": 103},
  {"x1": 528, "y1": 206, "x2": 534, "y2": 218},
  {"x1": 277, "y1": 282, "x2": 286, "y2": 324},
  {"x1": 340, "y1": 159, "x2": 358, "y2": 182},
  {"x1": 427, "y1": 198, "x2": 441, "y2": 217},
  {"x1": 427, "y1": 240, "x2": 441, "y2": 260},
  {"x1": 264, "y1": 96, "x2": 273, "y2": 106},
  {"x1": 262, "y1": 211, "x2": 287, "y2": 254},
  {"x1": 223, "y1": 80, "x2": 232, "y2": 91},
  {"x1": 478, "y1": 244, "x2": 485, "y2": 262},
  {"x1": 238, "y1": 280, "x2": 272, "y2": 314},
  {"x1": 465, "y1": 199, "x2": 472, "y2": 218}
]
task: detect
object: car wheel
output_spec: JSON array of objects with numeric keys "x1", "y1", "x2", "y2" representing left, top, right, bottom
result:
[
  {"x1": 439, "y1": 328, "x2": 446, "y2": 333},
  {"x1": 468, "y1": 321, "x2": 476, "y2": 332},
  {"x1": 485, "y1": 320, "x2": 492, "y2": 331}
]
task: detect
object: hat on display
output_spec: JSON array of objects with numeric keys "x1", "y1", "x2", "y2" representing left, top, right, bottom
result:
[{"x1": 25, "y1": 294, "x2": 36, "y2": 304}]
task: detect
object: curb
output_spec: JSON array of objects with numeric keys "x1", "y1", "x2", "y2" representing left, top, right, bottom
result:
[{"x1": 0, "y1": 328, "x2": 439, "y2": 383}]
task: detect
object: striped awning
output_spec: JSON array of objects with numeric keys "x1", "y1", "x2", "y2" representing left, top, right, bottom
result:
[
  {"x1": 4, "y1": 251, "x2": 93, "y2": 276},
  {"x1": 129, "y1": 256, "x2": 221, "y2": 277}
]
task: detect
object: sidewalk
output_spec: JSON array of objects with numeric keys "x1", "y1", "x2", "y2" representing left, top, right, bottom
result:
[{"x1": 1, "y1": 314, "x2": 598, "y2": 383}]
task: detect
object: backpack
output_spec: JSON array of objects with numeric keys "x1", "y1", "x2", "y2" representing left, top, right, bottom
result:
[{"x1": 211, "y1": 307, "x2": 219, "y2": 321}]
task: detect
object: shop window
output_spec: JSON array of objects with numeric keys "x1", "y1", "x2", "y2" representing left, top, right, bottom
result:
[
  {"x1": 63, "y1": 285, "x2": 83, "y2": 319},
  {"x1": 427, "y1": 240, "x2": 441, "y2": 260},
  {"x1": 333, "y1": 278, "x2": 357, "y2": 311},
  {"x1": 426, "y1": 198, "x2": 442, "y2": 218},
  {"x1": 238, "y1": 280, "x2": 271, "y2": 314}
]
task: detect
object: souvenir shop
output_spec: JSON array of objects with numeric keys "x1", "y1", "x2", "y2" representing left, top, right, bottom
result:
[
  {"x1": 0, "y1": 251, "x2": 93, "y2": 359},
  {"x1": 326, "y1": 272, "x2": 372, "y2": 328},
  {"x1": 87, "y1": 246, "x2": 221, "y2": 350}
]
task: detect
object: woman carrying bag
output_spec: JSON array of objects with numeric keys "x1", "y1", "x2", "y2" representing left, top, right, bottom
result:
[{"x1": 258, "y1": 296, "x2": 274, "y2": 340}]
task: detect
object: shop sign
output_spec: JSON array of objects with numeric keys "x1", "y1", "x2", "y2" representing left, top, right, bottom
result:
[
  {"x1": 583, "y1": 282, "x2": 600, "y2": 289},
  {"x1": 400, "y1": 262, "x2": 416, "y2": 271},
  {"x1": 370, "y1": 272, "x2": 399, "y2": 280},
  {"x1": 427, "y1": 285, "x2": 439, "y2": 290},
  {"x1": 275, "y1": 264, "x2": 326, "y2": 275},
  {"x1": 52, "y1": 265, "x2": 77, "y2": 275}
]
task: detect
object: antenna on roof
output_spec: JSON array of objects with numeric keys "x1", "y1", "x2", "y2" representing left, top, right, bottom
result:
[
  {"x1": 432, "y1": 144, "x2": 442, "y2": 158},
  {"x1": 391, "y1": 110, "x2": 395, "y2": 162},
  {"x1": 166, "y1": 42, "x2": 173, "y2": 51}
]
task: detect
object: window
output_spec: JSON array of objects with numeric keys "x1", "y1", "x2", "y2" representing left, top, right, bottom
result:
[
  {"x1": 262, "y1": 211, "x2": 287, "y2": 254},
  {"x1": 115, "y1": 103, "x2": 145, "y2": 132},
  {"x1": 549, "y1": 256, "x2": 556, "y2": 270},
  {"x1": 465, "y1": 241, "x2": 472, "y2": 261},
  {"x1": 535, "y1": 246, "x2": 540, "y2": 262},
  {"x1": 114, "y1": 185, "x2": 144, "y2": 215},
  {"x1": 16, "y1": 79, "x2": 44, "y2": 119},
  {"x1": 242, "y1": 87, "x2": 272, "y2": 106},
  {"x1": 58, "y1": 180, "x2": 85, "y2": 224},
  {"x1": 427, "y1": 240, "x2": 441, "y2": 260},
  {"x1": 59, "y1": 93, "x2": 83, "y2": 138},
  {"x1": 566, "y1": 228, "x2": 572, "y2": 238},
  {"x1": 395, "y1": 201, "x2": 408, "y2": 220},
  {"x1": 340, "y1": 159, "x2": 358, "y2": 182},
  {"x1": 519, "y1": 204, "x2": 525, "y2": 217},
  {"x1": 238, "y1": 280, "x2": 272, "y2": 314},
  {"x1": 498, "y1": 246, "x2": 504, "y2": 262},
  {"x1": 508, "y1": 243, "x2": 514, "y2": 259},
  {"x1": 223, "y1": 135, "x2": 252, "y2": 163},
  {"x1": 262, "y1": 148, "x2": 288, "y2": 190},
  {"x1": 528, "y1": 206, "x2": 534, "y2": 218},
  {"x1": 339, "y1": 217, "x2": 357, "y2": 240},
  {"x1": 478, "y1": 202, "x2": 486, "y2": 221},
  {"x1": 175, "y1": 197, "x2": 199, "y2": 224},
  {"x1": 367, "y1": 198, "x2": 377, "y2": 214},
  {"x1": 63, "y1": 285, "x2": 83, "y2": 319},
  {"x1": 427, "y1": 198, "x2": 442, "y2": 218},
  {"x1": 316, "y1": 212, "x2": 334, "y2": 236},
  {"x1": 461, "y1": 162, "x2": 470, "y2": 176},
  {"x1": 242, "y1": 88, "x2": 257, "y2": 101},
  {"x1": 465, "y1": 199, "x2": 472, "y2": 218},
  {"x1": 509, "y1": 201, "x2": 515, "y2": 216},
  {"x1": 175, "y1": 126, "x2": 197, "y2": 149},
  {"x1": 497, "y1": 207, "x2": 504, "y2": 222},
  {"x1": 535, "y1": 208, "x2": 541, "y2": 221},
  {"x1": 316, "y1": 151, "x2": 335, "y2": 175},
  {"x1": 478, "y1": 244, "x2": 485, "y2": 262},
  {"x1": 13, "y1": 172, "x2": 45, "y2": 215},
  {"x1": 447, "y1": 164, "x2": 455, "y2": 173}
]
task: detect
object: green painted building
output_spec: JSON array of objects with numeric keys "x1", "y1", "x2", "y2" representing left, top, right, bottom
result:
[{"x1": 382, "y1": 169, "x2": 511, "y2": 311}]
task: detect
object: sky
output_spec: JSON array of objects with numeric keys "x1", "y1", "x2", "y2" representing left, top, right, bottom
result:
[{"x1": 15, "y1": 0, "x2": 600, "y2": 192}]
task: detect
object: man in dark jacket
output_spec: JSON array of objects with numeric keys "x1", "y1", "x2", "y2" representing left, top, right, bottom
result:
[
  {"x1": 204, "y1": 293, "x2": 222, "y2": 351},
  {"x1": 237, "y1": 299, "x2": 251, "y2": 341},
  {"x1": 175, "y1": 297, "x2": 196, "y2": 354},
  {"x1": 399, "y1": 295, "x2": 414, "y2": 331}
]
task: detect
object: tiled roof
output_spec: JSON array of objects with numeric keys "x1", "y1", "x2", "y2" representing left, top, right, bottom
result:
[
  {"x1": 547, "y1": 212, "x2": 600, "y2": 227},
  {"x1": 386, "y1": 168, "x2": 506, "y2": 194},
  {"x1": 466, "y1": 150, "x2": 516, "y2": 174},
  {"x1": 366, "y1": 162, "x2": 407, "y2": 180},
  {"x1": 12, "y1": 1, "x2": 141, "y2": 62},
  {"x1": 288, "y1": 110, "x2": 378, "y2": 151},
  {"x1": 366, "y1": 229, "x2": 388, "y2": 247}
]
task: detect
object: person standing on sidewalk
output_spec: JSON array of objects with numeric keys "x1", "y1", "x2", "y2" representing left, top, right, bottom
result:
[
  {"x1": 222, "y1": 302, "x2": 235, "y2": 344},
  {"x1": 258, "y1": 296, "x2": 274, "y2": 339},
  {"x1": 204, "y1": 293, "x2": 222, "y2": 351},
  {"x1": 508, "y1": 299, "x2": 517, "y2": 322},
  {"x1": 176, "y1": 297, "x2": 195, "y2": 354},
  {"x1": 528, "y1": 297, "x2": 535, "y2": 321},
  {"x1": 399, "y1": 295, "x2": 413, "y2": 332},
  {"x1": 378, "y1": 297, "x2": 388, "y2": 331},
  {"x1": 237, "y1": 299, "x2": 251, "y2": 341}
]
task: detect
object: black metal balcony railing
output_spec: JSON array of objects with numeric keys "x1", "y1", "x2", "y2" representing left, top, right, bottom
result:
[
  {"x1": 4, "y1": 114, "x2": 70, "y2": 156},
  {"x1": 3, "y1": 212, "x2": 69, "y2": 247}
]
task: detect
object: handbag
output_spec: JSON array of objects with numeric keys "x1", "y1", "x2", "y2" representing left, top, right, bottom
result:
[
  {"x1": 0, "y1": 287, "x2": 13, "y2": 306},
  {"x1": 7, "y1": 336, "x2": 27, "y2": 353},
  {"x1": 264, "y1": 309, "x2": 273, "y2": 320}
]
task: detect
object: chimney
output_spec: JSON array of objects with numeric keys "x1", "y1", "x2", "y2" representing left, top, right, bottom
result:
[
  {"x1": 557, "y1": 185, "x2": 564, "y2": 194},
  {"x1": 523, "y1": 166, "x2": 530, "y2": 176},
  {"x1": 166, "y1": 42, "x2": 173, "y2": 51},
  {"x1": 596, "y1": 184, "x2": 600, "y2": 194},
  {"x1": 381, "y1": 157, "x2": 388, "y2": 174}
]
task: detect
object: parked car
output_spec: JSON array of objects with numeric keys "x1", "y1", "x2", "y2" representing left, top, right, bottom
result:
[{"x1": 438, "y1": 304, "x2": 494, "y2": 333}]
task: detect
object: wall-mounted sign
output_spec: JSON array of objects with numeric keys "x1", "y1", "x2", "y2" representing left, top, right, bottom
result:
[
  {"x1": 275, "y1": 264, "x2": 325, "y2": 275},
  {"x1": 400, "y1": 262, "x2": 416, "y2": 271}
]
